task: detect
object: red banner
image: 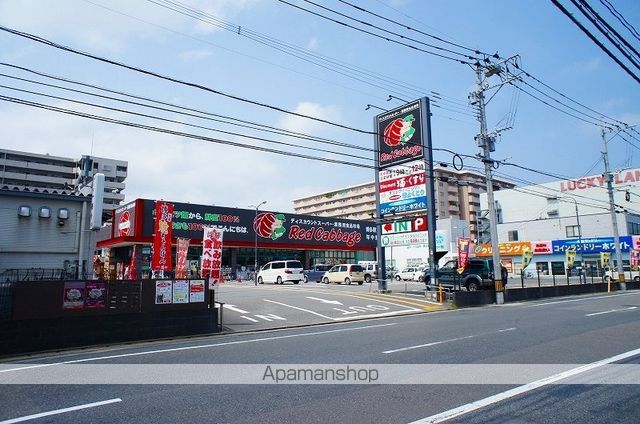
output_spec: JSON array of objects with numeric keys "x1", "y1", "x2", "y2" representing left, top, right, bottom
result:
[
  {"x1": 201, "y1": 226, "x2": 223, "y2": 284},
  {"x1": 457, "y1": 237, "x2": 473, "y2": 271},
  {"x1": 128, "y1": 245, "x2": 137, "y2": 279},
  {"x1": 631, "y1": 249, "x2": 640, "y2": 271},
  {"x1": 152, "y1": 201, "x2": 174, "y2": 271},
  {"x1": 175, "y1": 238, "x2": 190, "y2": 278}
]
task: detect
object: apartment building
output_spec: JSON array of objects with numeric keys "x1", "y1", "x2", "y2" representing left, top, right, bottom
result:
[
  {"x1": 292, "y1": 166, "x2": 515, "y2": 240},
  {"x1": 0, "y1": 149, "x2": 127, "y2": 213}
]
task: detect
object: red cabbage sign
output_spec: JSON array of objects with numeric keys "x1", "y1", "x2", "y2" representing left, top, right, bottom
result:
[
  {"x1": 202, "y1": 226, "x2": 223, "y2": 284},
  {"x1": 254, "y1": 212, "x2": 286, "y2": 240},
  {"x1": 152, "y1": 201, "x2": 174, "y2": 271},
  {"x1": 376, "y1": 100, "x2": 424, "y2": 167}
]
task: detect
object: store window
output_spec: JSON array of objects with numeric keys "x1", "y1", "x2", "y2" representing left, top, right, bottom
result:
[{"x1": 536, "y1": 261, "x2": 549, "y2": 275}]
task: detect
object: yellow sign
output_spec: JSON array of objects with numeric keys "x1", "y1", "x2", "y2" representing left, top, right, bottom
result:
[
  {"x1": 600, "y1": 252, "x2": 611, "y2": 268},
  {"x1": 565, "y1": 250, "x2": 576, "y2": 268},
  {"x1": 522, "y1": 247, "x2": 533, "y2": 269}
]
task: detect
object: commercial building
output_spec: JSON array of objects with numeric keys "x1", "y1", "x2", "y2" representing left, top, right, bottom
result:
[
  {"x1": 0, "y1": 148, "x2": 128, "y2": 214},
  {"x1": 292, "y1": 166, "x2": 515, "y2": 240},
  {"x1": 478, "y1": 169, "x2": 640, "y2": 274},
  {"x1": 96, "y1": 199, "x2": 377, "y2": 279}
]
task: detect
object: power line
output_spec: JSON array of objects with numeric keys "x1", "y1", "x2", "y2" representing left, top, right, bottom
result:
[
  {"x1": 0, "y1": 24, "x2": 375, "y2": 135},
  {"x1": 571, "y1": 0, "x2": 640, "y2": 71},
  {"x1": 599, "y1": 0, "x2": 640, "y2": 43},
  {"x1": 336, "y1": 0, "x2": 493, "y2": 57},
  {"x1": 550, "y1": 0, "x2": 640, "y2": 84},
  {"x1": 273, "y1": 0, "x2": 474, "y2": 65}
]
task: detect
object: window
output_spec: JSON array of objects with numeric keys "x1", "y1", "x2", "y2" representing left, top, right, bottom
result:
[
  {"x1": 508, "y1": 230, "x2": 519, "y2": 241},
  {"x1": 630, "y1": 222, "x2": 640, "y2": 235},
  {"x1": 272, "y1": 262, "x2": 285, "y2": 269},
  {"x1": 17, "y1": 205, "x2": 31, "y2": 217},
  {"x1": 58, "y1": 208, "x2": 69, "y2": 220},
  {"x1": 566, "y1": 225, "x2": 581, "y2": 238},
  {"x1": 39, "y1": 206, "x2": 51, "y2": 218},
  {"x1": 116, "y1": 165, "x2": 128, "y2": 172}
]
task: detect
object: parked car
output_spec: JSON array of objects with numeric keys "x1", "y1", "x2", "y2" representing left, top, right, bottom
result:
[
  {"x1": 417, "y1": 268, "x2": 431, "y2": 282},
  {"x1": 425, "y1": 258, "x2": 508, "y2": 291},
  {"x1": 395, "y1": 267, "x2": 418, "y2": 281},
  {"x1": 322, "y1": 264, "x2": 365, "y2": 285},
  {"x1": 358, "y1": 261, "x2": 378, "y2": 283},
  {"x1": 257, "y1": 260, "x2": 304, "y2": 285},
  {"x1": 304, "y1": 264, "x2": 333, "y2": 283}
]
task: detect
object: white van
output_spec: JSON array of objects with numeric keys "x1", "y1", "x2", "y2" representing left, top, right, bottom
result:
[{"x1": 257, "y1": 260, "x2": 304, "y2": 285}]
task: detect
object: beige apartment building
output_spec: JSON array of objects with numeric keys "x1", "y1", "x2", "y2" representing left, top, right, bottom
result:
[
  {"x1": 0, "y1": 148, "x2": 127, "y2": 213},
  {"x1": 293, "y1": 166, "x2": 515, "y2": 240}
]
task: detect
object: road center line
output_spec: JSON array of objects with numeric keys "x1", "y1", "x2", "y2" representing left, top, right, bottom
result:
[
  {"x1": 0, "y1": 323, "x2": 396, "y2": 374},
  {"x1": 585, "y1": 306, "x2": 638, "y2": 317},
  {"x1": 527, "y1": 291, "x2": 640, "y2": 307},
  {"x1": 384, "y1": 328, "x2": 516, "y2": 354},
  {"x1": 0, "y1": 398, "x2": 122, "y2": 424},
  {"x1": 409, "y1": 346, "x2": 640, "y2": 424}
]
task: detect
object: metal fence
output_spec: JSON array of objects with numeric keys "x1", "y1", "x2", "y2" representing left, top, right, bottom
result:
[
  {"x1": 0, "y1": 268, "x2": 91, "y2": 283},
  {"x1": 0, "y1": 280, "x2": 16, "y2": 320}
]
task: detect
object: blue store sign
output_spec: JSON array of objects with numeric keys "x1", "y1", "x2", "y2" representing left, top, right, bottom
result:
[
  {"x1": 379, "y1": 196, "x2": 428, "y2": 216},
  {"x1": 551, "y1": 236, "x2": 632, "y2": 253}
]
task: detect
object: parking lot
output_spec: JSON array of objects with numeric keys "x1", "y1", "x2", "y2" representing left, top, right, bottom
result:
[{"x1": 214, "y1": 279, "x2": 445, "y2": 332}]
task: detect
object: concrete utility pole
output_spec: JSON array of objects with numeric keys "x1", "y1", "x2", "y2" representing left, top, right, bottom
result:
[
  {"x1": 473, "y1": 63, "x2": 504, "y2": 304},
  {"x1": 602, "y1": 128, "x2": 626, "y2": 290}
]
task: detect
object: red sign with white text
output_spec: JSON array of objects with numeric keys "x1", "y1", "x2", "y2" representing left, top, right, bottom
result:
[
  {"x1": 175, "y1": 238, "x2": 190, "y2": 279},
  {"x1": 201, "y1": 227, "x2": 223, "y2": 284},
  {"x1": 119, "y1": 211, "x2": 131, "y2": 237},
  {"x1": 151, "y1": 201, "x2": 174, "y2": 271}
]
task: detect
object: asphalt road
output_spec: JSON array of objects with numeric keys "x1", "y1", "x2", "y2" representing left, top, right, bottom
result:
[
  {"x1": 1, "y1": 291, "x2": 639, "y2": 423},
  {"x1": 215, "y1": 279, "x2": 444, "y2": 331}
]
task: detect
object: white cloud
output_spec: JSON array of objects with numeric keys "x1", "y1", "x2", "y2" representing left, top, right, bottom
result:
[
  {"x1": 277, "y1": 101, "x2": 342, "y2": 135},
  {"x1": 0, "y1": 0, "x2": 260, "y2": 53},
  {"x1": 178, "y1": 49, "x2": 213, "y2": 62},
  {"x1": 306, "y1": 37, "x2": 319, "y2": 50}
]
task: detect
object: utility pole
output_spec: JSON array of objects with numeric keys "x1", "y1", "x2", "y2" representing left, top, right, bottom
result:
[
  {"x1": 472, "y1": 62, "x2": 504, "y2": 304},
  {"x1": 602, "y1": 128, "x2": 626, "y2": 290}
]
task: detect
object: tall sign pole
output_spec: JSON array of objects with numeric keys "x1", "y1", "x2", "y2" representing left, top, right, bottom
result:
[
  {"x1": 602, "y1": 128, "x2": 626, "y2": 290},
  {"x1": 474, "y1": 63, "x2": 504, "y2": 304},
  {"x1": 374, "y1": 98, "x2": 432, "y2": 293},
  {"x1": 423, "y1": 98, "x2": 438, "y2": 287}
]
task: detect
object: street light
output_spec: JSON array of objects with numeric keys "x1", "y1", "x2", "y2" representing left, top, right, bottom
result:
[{"x1": 249, "y1": 200, "x2": 267, "y2": 286}]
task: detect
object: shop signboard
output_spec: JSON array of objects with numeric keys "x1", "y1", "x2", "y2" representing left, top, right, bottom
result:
[
  {"x1": 138, "y1": 199, "x2": 375, "y2": 249},
  {"x1": 457, "y1": 237, "x2": 473, "y2": 272},
  {"x1": 202, "y1": 226, "x2": 224, "y2": 283},
  {"x1": 85, "y1": 281, "x2": 106, "y2": 309},
  {"x1": 172, "y1": 280, "x2": 189, "y2": 304},
  {"x1": 475, "y1": 241, "x2": 532, "y2": 257},
  {"x1": 189, "y1": 280, "x2": 205, "y2": 303},
  {"x1": 551, "y1": 236, "x2": 632, "y2": 253},
  {"x1": 376, "y1": 100, "x2": 424, "y2": 167},
  {"x1": 155, "y1": 280, "x2": 173, "y2": 304},
  {"x1": 175, "y1": 238, "x2": 190, "y2": 279},
  {"x1": 151, "y1": 201, "x2": 174, "y2": 271},
  {"x1": 113, "y1": 200, "x2": 137, "y2": 238},
  {"x1": 62, "y1": 281, "x2": 85, "y2": 310},
  {"x1": 378, "y1": 159, "x2": 428, "y2": 217},
  {"x1": 381, "y1": 230, "x2": 447, "y2": 250},
  {"x1": 532, "y1": 240, "x2": 552, "y2": 254},
  {"x1": 381, "y1": 216, "x2": 427, "y2": 235}
]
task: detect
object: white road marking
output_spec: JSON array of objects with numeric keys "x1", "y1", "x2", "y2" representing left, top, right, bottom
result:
[
  {"x1": 383, "y1": 328, "x2": 517, "y2": 354},
  {"x1": 585, "y1": 306, "x2": 638, "y2": 317},
  {"x1": 0, "y1": 323, "x2": 396, "y2": 374},
  {"x1": 0, "y1": 398, "x2": 122, "y2": 423},
  {"x1": 240, "y1": 316, "x2": 258, "y2": 323},
  {"x1": 254, "y1": 314, "x2": 286, "y2": 322},
  {"x1": 383, "y1": 335, "x2": 475, "y2": 354},
  {"x1": 306, "y1": 296, "x2": 343, "y2": 305},
  {"x1": 223, "y1": 304, "x2": 250, "y2": 314},
  {"x1": 263, "y1": 299, "x2": 335, "y2": 320},
  {"x1": 527, "y1": 291, "x2": 640, "y2": 307},
  {"x1": 409, "y1": 346, "x2": 640, "y2": 424}
]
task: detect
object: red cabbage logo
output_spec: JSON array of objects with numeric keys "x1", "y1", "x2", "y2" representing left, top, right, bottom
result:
[
  {"x1": 253, "y1": 212, "x2": 286, "y2": 240},
  {"x1": 383, "y1": 114, "x2": 416, "y2": 147}
]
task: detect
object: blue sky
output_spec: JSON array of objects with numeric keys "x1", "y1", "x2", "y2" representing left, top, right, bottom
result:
[{"x1": 1, "y1": 0, "x2": 639, "y2": 212}]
